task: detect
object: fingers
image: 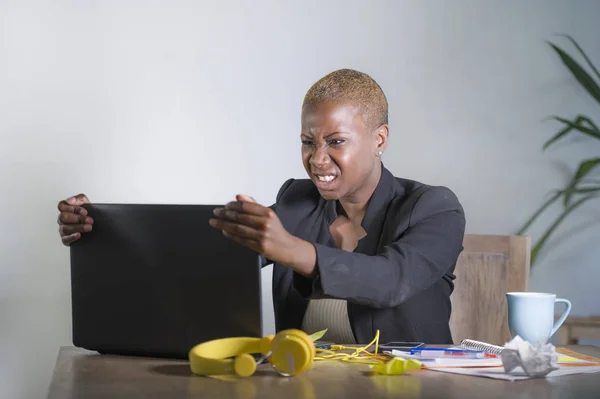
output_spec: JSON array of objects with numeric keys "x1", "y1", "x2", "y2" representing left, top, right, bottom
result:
[
  {"x1": 59, "y1": 223, "x2": 93, "y2": 237},
  {"x1": 57, "y1": 193, "x2": 93, "y2": 245},
  {"x1": 68, "y1": 193, "x2": 90, "y2": 205},
  {"x1": 221, "y1": 230, "x2": 259, "y2": 253},
  {"x1": 224, "y1": 200, "x2": 271, "y2": 217},
  {"x1": 209, "y1": 218, "x2": 262, "y2": 241},
  {"x1": 58, "y1": 194, "x2": 91, "y2": 219},
  {"x1": 236, "y1": 194, "x2": 256, "y2": 203},
  {"x1": 209, "y1": 195, "x2": 273, "y2": 253},
  {"x1": 58, "y1": 200, "x2": 86, "y2": 216},
  {"x1": 58, "y1": 211, "x2": 94, "y2": 225},
  {"x1": 57, "y1": 194, "x2": 93, "y2": 221},
  {"x1": 212, "y1": 208, "x2": 267, "y2": 229},
  {"x1": 61, "y1": 232, "x2": 81, "y2": 246}
]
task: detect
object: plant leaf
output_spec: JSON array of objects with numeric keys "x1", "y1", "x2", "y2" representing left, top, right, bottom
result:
[
  {"x1": 576, "y1": 179, "x2": 600, "y2": 185},
  {"x1": 543, "y1": 115, "x2": 600, "y2": 150},
  {"x1": 554, "y1": 34, "x2": 600, "y2": 82},
  {"x1": 552, "y1": 116, "x2": 600, "y2": 138},
  {"x1": 560, "y1": 185, "x2": 600, "y2": 195},
  {"x1": 543, "y1": 115, "x2": 600, "y2": 149},
  {"x1": 563, "y1": 158, "x2": 600, "y2": 206},
  {"x1": 543, "y1": 116, "x2": 579, "y2": 150},
  {"x1": 308, "y1": 328, "x2": 328, "y2": 342},
  {"x1": 585, "y1": 117, "x2": 600, "y2": 132},
  {"x1": 530, "y1": 194, "x2": 599, "y2": 265},
  {"x1": 518, "y1": 185, "x2": 600, "y2": 236},
  {"x1": 543, "y1": 119, "x2": 577, "y2": 150},
  {"x1": 516, "y1": 191, "x2": 562, "y2": 235},
  {"x1": 547, "y1": 41, "x2": 600, "y2": 105}
]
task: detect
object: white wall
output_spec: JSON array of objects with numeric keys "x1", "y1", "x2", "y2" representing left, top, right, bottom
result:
[{"x1": 1, "y1": 0, "x2": 599, "y2": 397}]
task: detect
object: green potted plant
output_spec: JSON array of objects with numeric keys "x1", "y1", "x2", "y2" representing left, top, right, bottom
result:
[{"x1": 517, "y1": 35, "x2": 600, "y2": 265}]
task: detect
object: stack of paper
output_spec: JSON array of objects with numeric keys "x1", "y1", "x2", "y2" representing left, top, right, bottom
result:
[
  {"x1": 388, "y1": 350, "x2": 502, "y2": 368},
  {"x1": 426, "y1": 365, "x2": 600, "y2": 381},
  {"x1": 388, "y1": 348, "x2": 600, "y2": 381}
]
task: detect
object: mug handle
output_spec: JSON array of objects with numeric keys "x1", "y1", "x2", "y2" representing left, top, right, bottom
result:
[{"x1": 551, "y1": 298, "x2": 572, "y2": 337}]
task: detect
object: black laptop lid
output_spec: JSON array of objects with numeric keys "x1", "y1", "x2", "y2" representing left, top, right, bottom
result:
[{"x1": 69, "y1": 203, "x2": 263, "y2": 359}]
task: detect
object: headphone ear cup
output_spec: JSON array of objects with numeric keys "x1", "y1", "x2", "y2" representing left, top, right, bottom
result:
[
  {"x1": 269, "y1": 329, "x2": 314, "y2": 376},
  {"x1": 233, "y1": 353, "x2": 257, "y2": 377}
]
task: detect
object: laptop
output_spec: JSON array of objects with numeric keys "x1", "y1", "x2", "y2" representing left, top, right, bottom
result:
[{"x1": 69, "y1": 203, "x2": 263, "y2": 359}]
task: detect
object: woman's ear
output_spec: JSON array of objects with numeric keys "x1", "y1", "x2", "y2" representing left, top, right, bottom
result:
[{"x1": 374, "y1": 124, "x2": 389, "y2": 156}]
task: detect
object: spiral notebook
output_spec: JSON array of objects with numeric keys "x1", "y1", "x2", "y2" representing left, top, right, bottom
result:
[{"x1": 459, "y1": 339, "x2": 504, "y2": 354}]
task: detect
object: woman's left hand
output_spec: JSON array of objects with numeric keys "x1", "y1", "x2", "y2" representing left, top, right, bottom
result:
[{"x1": 209, "y1": 195, "x2": 315, "y2": 275}]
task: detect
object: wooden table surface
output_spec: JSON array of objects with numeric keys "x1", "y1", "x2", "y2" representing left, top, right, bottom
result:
[{"x1": 46, "y1": 345, "x2": 600, "y2": 399}]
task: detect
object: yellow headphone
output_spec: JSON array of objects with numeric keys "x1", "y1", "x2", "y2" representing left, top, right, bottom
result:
[{"x1": 189, "y1": 329, "x2": 315, "y2": 377}]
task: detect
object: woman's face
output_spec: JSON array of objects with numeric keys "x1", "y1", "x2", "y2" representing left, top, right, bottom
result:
[{"x1": 300, "y1": 102, "x2": 387, "y2": 202}]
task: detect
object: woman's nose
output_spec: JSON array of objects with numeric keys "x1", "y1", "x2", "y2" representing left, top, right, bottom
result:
[{"x1": 309, "y1": 147, "x2": 329, "y2": 167}]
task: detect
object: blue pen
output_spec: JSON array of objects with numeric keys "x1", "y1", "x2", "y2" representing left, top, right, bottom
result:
[{"x1": 409, "y1": 348, "x2": 497, "y2": 358}]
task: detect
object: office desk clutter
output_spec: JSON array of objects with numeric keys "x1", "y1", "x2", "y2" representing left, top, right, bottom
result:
[
  {"x1": 187, "y1": 322, "x2": 600, "y2": 381},
  {"x1": 188, "y1": 328, "x2": 426, "y2": 377},
  {"x1": 403, "y1": 290, "x2": 594, "y2": 380},
  {"x1": 500, "y1": 336, "x2": 559, "y2": 377},
  {"x1": 311, "y1": 330, "x2": 423, "y2": 375},
  {"x1": 388, "y1": 336, "x2": 600, "y2": 382}
]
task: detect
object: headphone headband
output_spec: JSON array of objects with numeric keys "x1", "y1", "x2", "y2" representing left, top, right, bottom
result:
[{"x1": 189, "y1": 329, "x2": 314, "y2": 377}]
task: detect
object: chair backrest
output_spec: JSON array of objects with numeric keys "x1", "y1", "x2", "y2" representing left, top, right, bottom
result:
[{"x1": 449, "y1": 234, "x2": 531, "y2": 345}]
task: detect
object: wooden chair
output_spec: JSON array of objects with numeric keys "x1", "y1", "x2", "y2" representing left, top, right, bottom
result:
[
  {"x1": 449, "y1": 234, "x2": 531, "y2": 345},
  {"x1": 556, "y1": 316, "x2": 600, "y2": 345}
]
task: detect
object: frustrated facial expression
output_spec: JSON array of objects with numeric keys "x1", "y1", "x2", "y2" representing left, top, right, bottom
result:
[{"x1": 300, "y1": 102, "x2": 387, "y2": 202}]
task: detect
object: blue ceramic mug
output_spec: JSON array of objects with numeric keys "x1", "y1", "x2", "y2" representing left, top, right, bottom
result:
[{"x1": 506, "y1": 292, "x2": 572, "y2": 344}]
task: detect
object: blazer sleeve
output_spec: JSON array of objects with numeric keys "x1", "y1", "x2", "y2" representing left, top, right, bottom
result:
[
  {"x1": 259, "y1": 178, "x2": 295, "y2": 268},
  {"x1": 293, "y1": 186, "x2": 466, "y2": 308}
]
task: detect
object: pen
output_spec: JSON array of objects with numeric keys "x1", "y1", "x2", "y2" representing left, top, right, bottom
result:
[{"x1": 409, "y1": 348, "x2": 497, "y2": 358}]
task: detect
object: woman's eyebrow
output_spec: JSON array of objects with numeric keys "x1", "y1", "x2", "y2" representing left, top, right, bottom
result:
[
  {"x1": 300, "y1": 131, "x2": 349, "y2": 139},
  {"x1": 324, "y1": 131, "x2": 349, "y2": 138}
]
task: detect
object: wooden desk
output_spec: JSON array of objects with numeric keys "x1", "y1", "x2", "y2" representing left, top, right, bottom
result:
[{"x1": 47, "y1": 345, "x2": 600, "y2": 399}]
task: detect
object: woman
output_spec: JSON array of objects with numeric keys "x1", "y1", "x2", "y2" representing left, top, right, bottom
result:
[{"x1": 57, "y1": 69, "x2": 466, "y2": 345}]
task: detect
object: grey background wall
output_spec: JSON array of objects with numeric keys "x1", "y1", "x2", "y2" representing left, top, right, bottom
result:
[{"x1": 1, "y1": 1, "x2": 599, "y2": 398}]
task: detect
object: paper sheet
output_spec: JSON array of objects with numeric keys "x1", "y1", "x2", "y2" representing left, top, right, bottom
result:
[
  {"x1": 428, "y1": 365, "x2": 600, "y2": 381},
  {"x1": 558, "y1": 354, "x2": 592, "y2": 363},
  {"x1": 388, "y1": 350, "x2": 503, "y2": 368},
  {"x1": 388, "y1": 348, "x2": 599, "y2": 379}
]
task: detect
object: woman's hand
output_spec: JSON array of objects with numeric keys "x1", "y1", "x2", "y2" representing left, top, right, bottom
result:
[
  {"x1": 209, "y1": 195, "x2": 316, "y2": 276},
  {"x1": 57, "y1": 194, "x2": 94, "y2": 246}
]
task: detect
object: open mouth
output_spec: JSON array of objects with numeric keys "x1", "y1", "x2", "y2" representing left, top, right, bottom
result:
[
  {"x1": 312, "y1": 173, "x2": 338, "y2": 190},
  {"x1": 316, "y1": 174, "x2": 336, "y2": 182}
]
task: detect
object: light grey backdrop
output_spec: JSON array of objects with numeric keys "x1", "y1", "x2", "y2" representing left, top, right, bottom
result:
[{"x1": 1, "y1": 1, "x2": 599, "y2": 398}]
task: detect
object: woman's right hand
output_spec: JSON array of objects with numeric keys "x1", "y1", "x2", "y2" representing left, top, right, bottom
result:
[{"x1": 57, "y1": 194, "x2": 94, "y2": 246}]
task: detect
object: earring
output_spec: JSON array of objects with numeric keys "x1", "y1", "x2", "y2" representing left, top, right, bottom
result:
[{"x1": 377, "y1": 151, "x2": 383, "y2": 156}]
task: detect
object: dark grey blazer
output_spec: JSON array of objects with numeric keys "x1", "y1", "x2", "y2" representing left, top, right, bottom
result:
[{"x1": 264, "y1": 164, "x2": 466, "y2": 345}]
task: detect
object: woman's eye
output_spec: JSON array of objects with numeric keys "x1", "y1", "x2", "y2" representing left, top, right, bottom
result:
[
  {"x1": 301, "y1": 140, "x2": 313, "y2": 146},
  {"x1": 329, "y1": 138, "x2": 345, "y2": 145}
]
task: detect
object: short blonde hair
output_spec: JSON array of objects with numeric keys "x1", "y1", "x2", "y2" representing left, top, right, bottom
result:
[{"x1": 302, "y1": 69, "x2": 388, "y2": 129}]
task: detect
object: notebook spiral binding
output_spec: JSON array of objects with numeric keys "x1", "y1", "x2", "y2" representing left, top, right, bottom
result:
[{"x1": 460, "y1": 339, "x2": 505, "y2": 355}]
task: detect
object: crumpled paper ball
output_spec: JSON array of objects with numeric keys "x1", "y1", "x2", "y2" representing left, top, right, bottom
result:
[{"x1": 500, "y1": 335, "x2": 559, "y2": 377}]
